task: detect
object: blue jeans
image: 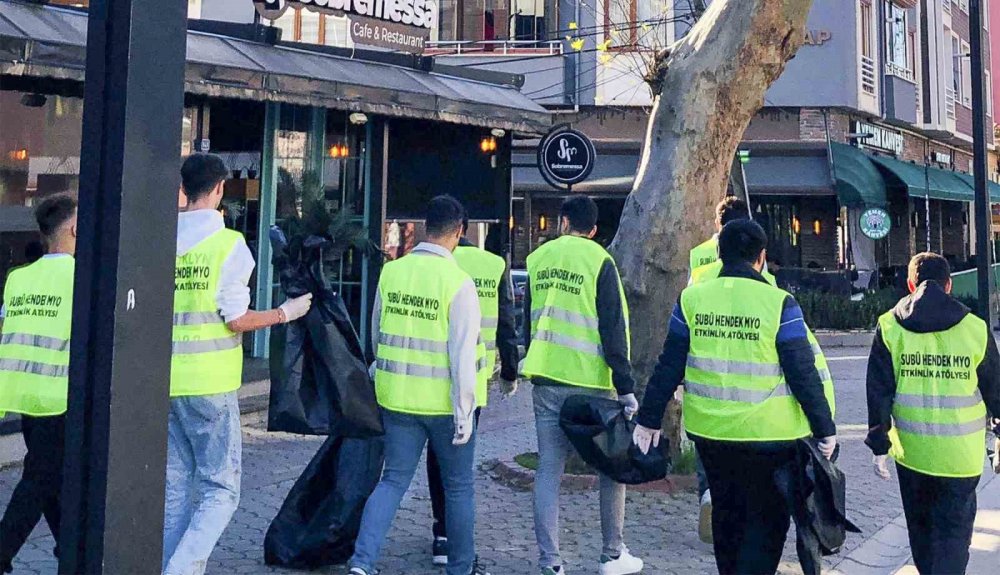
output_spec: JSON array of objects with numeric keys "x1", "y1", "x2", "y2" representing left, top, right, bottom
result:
[
  {"x1": 162, "y1": 391, "x2": 242, "y2": 575},
  {"x1": 351, "y1": 409, "x2": 477, "y2": 575}
]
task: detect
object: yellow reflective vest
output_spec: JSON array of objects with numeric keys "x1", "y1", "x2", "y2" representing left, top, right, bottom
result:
[
  {"x1": 880, "y1": 312, "x2": 988, "y2": 478},
  {"x1": 453, "y1": 245, "x2": 506, "y2": 394},
  {"x1": 0, "y1": 256, "x2": 74, "y2": 416},
  {"x1": 171, "y1": 229, "x2": 244, "y2": 397},
  {"x1": 688, "y1": 262, "x2": 835, "y2": 415},
  {"x1": 681, "y1": 276, "x2": 813, "y2": 441},
  {"x1": 375, "y1": 253, "x2": 488, "y2": 414},
  {"x1": 522, "y1": 235, "x2": 628, "y2": 390}
]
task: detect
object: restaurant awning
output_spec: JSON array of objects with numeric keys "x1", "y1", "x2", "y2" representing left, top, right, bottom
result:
[
  {"x1": 512, "y1": 152, "x2": 639, "y2": 194},
  {"x1": 0, "y1": 1, "x2": 551, "y2": 134},
  {"x1": 743, "y1": 152, "x2": 833, "y2": 196},
  {"x1": 950, "y1": 171, "x2": 1000, "y2": 202},
  {"x1": 868, "y1": 154, "x2": 975, "y2": 202},
  {"x1": 829, "y1": 143, "x2": 888, "y2": 207}
]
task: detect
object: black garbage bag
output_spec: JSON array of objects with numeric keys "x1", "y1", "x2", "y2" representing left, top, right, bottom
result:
[
  {"x1": 268, "y1": 226, "x2": 382, "y2": 437},
  {"x1": 264, "y1": 435, "x2": 385, "y2": 568},
  {"x1": 559, "y1": 395, "x2": 671, "y2": 485}
]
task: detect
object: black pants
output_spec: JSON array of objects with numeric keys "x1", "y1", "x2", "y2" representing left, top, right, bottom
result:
[
  {"x1": 897, "y1": 465, "x2": 979, "y2": 575},
  {"x1": 695, "y1": 438, "x2": 797, "y2": 575},
  {"x1": 427, "y1": 408, "x2": 481, "y2": 539},
  {"x1": 0, "y1": 415, "x2": 65, "y2": 568}
]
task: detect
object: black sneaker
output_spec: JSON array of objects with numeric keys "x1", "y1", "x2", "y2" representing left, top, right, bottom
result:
[
  {"x1": 432, "y1": 537, "x2": 449, "y2": 566},
  {"x1": 472, "y1": 556, "x2": 491, "y2": 575}
]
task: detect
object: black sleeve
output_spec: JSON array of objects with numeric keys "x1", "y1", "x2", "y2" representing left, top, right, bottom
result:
[
  {"x1": 495, "y1": 263, "x2": 520, "y2": 381},
  {"x1": 522, "y1": 276, "x2": 532, "y2": 351},
  {"x1": 864, "y1": 325, "x2": 896, "y2": 456},
  {"x1": 596, "y1": 259, "x2": 635, "y2": 396},
  {"x1": 636, "y1": 300, "x2": 689, "y2": 430},
  {"x1": 978, "y1": 326, "x2": 1000, "y2": 421},
  {"x1": 776, "y1": 296, "x2": 836, "y2": 439}
]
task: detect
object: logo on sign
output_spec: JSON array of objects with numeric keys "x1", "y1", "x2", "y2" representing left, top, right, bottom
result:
[
  {"x1": 860, "y1": 208, "x2": 891, "y2": 240},
  {"x1": 537, "y1": 128, "x2": 595, "y2": 187}
]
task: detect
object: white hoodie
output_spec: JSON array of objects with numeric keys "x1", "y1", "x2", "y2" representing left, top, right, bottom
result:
[{"x1": 176, "y1": 210, "x2": 255, "y2": 322}]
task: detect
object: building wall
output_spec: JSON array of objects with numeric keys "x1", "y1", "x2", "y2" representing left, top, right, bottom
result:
[{"x1": 798, "y1": 197, "x2": 839, "y2": 267}]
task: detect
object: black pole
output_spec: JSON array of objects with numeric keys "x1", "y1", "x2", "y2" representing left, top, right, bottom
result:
[
  {"x1": 970, "y1": 0, "x2": 992, "y2": 324},
  {"x1": 60, "y1": 0, "x2": 187, "y2": 572}
]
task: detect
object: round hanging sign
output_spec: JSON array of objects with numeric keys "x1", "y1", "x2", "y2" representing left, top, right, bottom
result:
[
  {"x1": 537, "y1": 128, "x2": 596, "y2": 187},
  {"x1": 860, "y1": 207, "x2": 891, "y2": 240}
]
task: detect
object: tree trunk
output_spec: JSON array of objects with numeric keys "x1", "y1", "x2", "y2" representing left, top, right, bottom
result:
[{"x1": 609, "y1": 0, "x2": 814, "y2": 455}]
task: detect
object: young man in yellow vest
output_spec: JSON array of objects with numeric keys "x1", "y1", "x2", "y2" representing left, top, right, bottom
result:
[
  {"x1": 634, "y1": 220, "x2": 836, "y2": 575},
  {"x1": 522, "y1": 196, "x2": 643, "y2": 575},
  {"x1": 426, "y1": 219, "x2": 519, "y2": 567},
  {"x1": 866, "y1": 252, "x2": 1000, "y2": 575},
  {"x1": 0, "y1": 194, "x2": 77, "y2": 572},
  {"x1": 165, "y1": 154, "x2": 312, "y2": 575},
  {"x1": 350, "y1": 195, "x2": 485, "y2": 575}
]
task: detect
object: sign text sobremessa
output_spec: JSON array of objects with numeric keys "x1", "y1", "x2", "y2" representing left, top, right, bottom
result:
[{"x1": 254, "y1": 0, "x2": 438, "y2": 31}]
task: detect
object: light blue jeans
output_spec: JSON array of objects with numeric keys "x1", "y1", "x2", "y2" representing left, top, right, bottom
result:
[
  {"x1": 162, "y1": 391, "x2": 242, "y2": 575},
  {"x1": 350, "y1": 409, "x2": 477, "y2": 575}
]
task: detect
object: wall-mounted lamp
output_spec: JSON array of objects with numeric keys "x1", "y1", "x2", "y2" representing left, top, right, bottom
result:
[
  {"x1": 7, "y1": 149, "x2": 28, "y2": 161},
  {"x1": 792, "y1": 216, "x2": 801, "y2": 235},
  {"x1": 538, "y1": 215, "x2": 547, "y2": 231},
  {"x1": 509, "y1": 215, "x2": 514, "y2": 230},
  {"x1": 480, "y1": 137, "x2": 498, "y2": 153},
  {"x1": 813, "y1": 218, "x2": 822, "y2": 236},
  {"x1": 328, "y1": 143, "x2": 350, "y2": 158},
  {"x1": 491, "y1": 128, "x2": 506, "y2": 138},
  {"x1": 349, "y1": 112, "x2": 369, "y2": 125}
]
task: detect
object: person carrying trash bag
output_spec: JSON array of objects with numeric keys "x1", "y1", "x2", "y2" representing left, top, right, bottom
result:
[
  {"x1": 633, "y1": 219, "x2": 836, "y2": 575},
  {"x1": 349, "y1": 195, "x2": 486, "y2": 575},
  {"x1": 521, "y1": 196, "x2": 644, "y2": 575},
  {"x1": 865, "y1": 252, "x2": 1000, "y2": 575}
]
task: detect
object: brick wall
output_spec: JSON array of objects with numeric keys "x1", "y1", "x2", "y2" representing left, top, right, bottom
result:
[
  {"x1": 941, "y1": 201, "x2": 969, "y2": 262},
  {"x1": 800, "y1": 109, "x2": 848, "y2": 141},
  {"x1": 888, "y1": 195, "x2": 915, "y2": 265}
]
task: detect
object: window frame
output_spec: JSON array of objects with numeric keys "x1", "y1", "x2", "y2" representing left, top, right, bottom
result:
[
  {"x1": 884, "y1": 1, "x2": 912, "y2": 79},
  {"x1": 961, "y1": 39, "x2": 972, "y2": 107}
]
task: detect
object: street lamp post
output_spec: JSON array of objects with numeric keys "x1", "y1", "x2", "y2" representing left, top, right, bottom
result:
[
  {"x1": 59, "y1": 0, "x2": 188, "y2": 572},
  {"x1": 970, "y1": 0, "x2": 992, "y2": 324}
]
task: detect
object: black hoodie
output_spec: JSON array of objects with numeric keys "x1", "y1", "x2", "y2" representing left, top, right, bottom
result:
[{"x1": 865, "y1": 281, "x2": 1000, "y2": 455}]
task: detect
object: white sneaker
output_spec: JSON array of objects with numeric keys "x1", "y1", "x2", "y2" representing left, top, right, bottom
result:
[
  {"x1": 699, "y1": 490, "x2": 714, "y2": 545},
  {"x1": 598, "y1": 548, "x2": 643, "y2": 575}
]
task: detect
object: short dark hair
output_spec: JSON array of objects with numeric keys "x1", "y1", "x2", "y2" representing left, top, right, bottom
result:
[
  {"x1": 35, "y1": 194, "x2": 77, "y2": 239},
  {"x1": 181, "y1": 153, "x2": 229, "y2": 203},
  {"x1": 425, "y1": 195, "x2": 466, "y2": 237},
  {"x1": 718, "y1": 219, "x2": 767, "y2": 266},
  {"x1": 716, "y1": 196, "x2": 750, "y2": 226},
  {"x1": 559, "y1": 196, "x2": 598, "y2": 233},
  {"x1": 908, "y1": 252, "x2": 951, "y2": 286}
]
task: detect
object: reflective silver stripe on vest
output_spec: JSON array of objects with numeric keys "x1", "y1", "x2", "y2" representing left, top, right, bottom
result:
[
  {"x1": 172, "y1": 335, "x2": 242, "y2": 354},
  {"x1": 0, "y1": 332, "x2": 70, "y2": 352},
  {"x1": 173, "y1": 312, "x2": 223, "y2": 326},
  {"x1": 895, "y1": 390, "x2": 984, "y2": 410},
  {"x1": 377, "y1": 358, "x2": 450, "y2": 379},
  {"x1": 531, "y1": 306, "x2": 599, "y2": 331},
  {"x1": 481, "y1": 317, "x2": 499, "y2": 330},
  {"x1": 819, "y1": 368, "x2": 832, "y2": 383},
  {"x1": 378, "y1": 333, "x2": 449, "y2": 354},
  {"x1": 0, "y1": 358, "x2": 68, "y2": 378},
  {"x1": 684, "y1": 380, "x2": 791, "y2": 403},
  {"x1": 687, "y1": 356, "x2": 783, "y2": 378},
  {"x1": 533, "y1": 329, "x2": 603, "y2": 357},
  {"x1": 484, "y1": 341, "x2": 497, "y2": 351},
  {"x1": 894, "y1": 418, "x2": 984, "y2": 437},
  {"x1": 811, "y1": 343, "x2": 823, "y2": 356},
  {"x1": 477, "y1": 356, "x2": 489, "y2": 371}
]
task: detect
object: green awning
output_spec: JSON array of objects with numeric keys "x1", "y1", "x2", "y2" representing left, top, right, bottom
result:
[
  {"x1": 869, "y1": 155, "x2": 974, "y2": 202},
  {"x1": 950, "y1": 171, "x2": 1000, "y2": 202},
  {"x1": 830, "y1": 142, "x2": 887, "y2": 207}
]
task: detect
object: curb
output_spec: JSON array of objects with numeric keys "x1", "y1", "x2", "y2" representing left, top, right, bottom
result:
[
  {"x1": 815, "y1": 330, "x2": 875, "y2": 348},
  {"x1": 481, "y1": 457, "x2": 698, "y2": 494}
]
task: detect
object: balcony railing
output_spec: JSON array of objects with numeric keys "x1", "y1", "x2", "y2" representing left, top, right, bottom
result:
[
  {"x1": 861, "y1": 56, "x2": 877, "y2": 95},
  {"x1": 425, "y1": 40, "x2": 564, "y2": 56},
  {"x1": 946, "y1": 87, "x2": 957, "y2": 120},
  {"x1": 886, "y1": 61, "x2": 915, "y2": 83}
]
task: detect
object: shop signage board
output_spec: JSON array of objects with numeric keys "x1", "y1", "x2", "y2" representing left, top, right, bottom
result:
[
  {"x1": 860, "y1": 207, "x2": 891, "y2": 240},
  {"x1": 854, "y1": 120, "x2": 904, "y2": 157},
  {"x1": 253, "y1": 0, "x2": 436, "y2": 54},
  {"x1": 537, "y1": 127, "x2": 596, "y2": 188}
]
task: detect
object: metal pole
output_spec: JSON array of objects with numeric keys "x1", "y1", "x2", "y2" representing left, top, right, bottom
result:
[
  {"x1": 60, "y1": 0, "x2": 187, "y2": 571},
  {"x1": 970, "y1": 0, "x2": 992, "y2": 324},
  {"x1": 924, "y1": 141, "x2": 932, "y2": 252}
]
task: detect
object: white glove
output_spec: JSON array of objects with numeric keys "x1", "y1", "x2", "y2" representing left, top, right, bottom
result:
[
  {"x1": 873, "y1": 455, "x2": 891, "y2": 480},
  {"x1": 817, "y1": 436, "x2": 837, "y2": 460},
  {"x1": 619, "y1": 393, "x2": 639, "y2": 419},
  {"x1": 500, "y1": 377, "x2": 518, "y2": 399},
  {"x1": 278, "y1": 293, "x2": 313, "y2": 323},
  {"x1": 632, "y1": 424, "x2": 661, "y2": 455},
  {"x1": 452, "y1": 418, "x2": 473, "y2": 446}
]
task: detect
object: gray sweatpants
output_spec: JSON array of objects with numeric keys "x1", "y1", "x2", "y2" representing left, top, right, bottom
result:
[{"x1": 532, "y1": 384, "x2": 626, "y2": 569}]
